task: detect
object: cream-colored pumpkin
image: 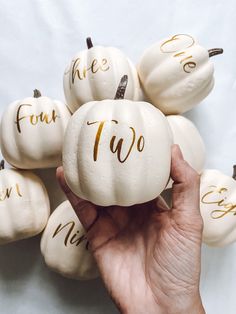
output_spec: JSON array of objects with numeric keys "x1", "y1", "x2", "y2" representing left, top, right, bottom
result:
[
  {"x1": 0, "y1": 90, "x2": 71, "y2": 169},
  {"x1": 138, "y1": 34, "x2": 223, "y2": 114},
  {"x1": 41, "y1": 200, "x2": 98, "y2": 280},
  {"x1": 63, "y1": 37, "x2": 141, "y2": 113},
  {"x1": 0, "y1": 162, "x2": 50, "y2": 245},
  {"x1": 165, "y1": 115, "x2": 205, "y2": 189},
  {"x1": 63, "y1": 76, "x2": 173, "y2": 206},
  {"x1": 200, "y1": 168, "x2": 236, "y2": 247}
]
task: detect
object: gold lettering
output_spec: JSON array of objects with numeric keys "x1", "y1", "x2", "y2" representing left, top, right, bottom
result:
[
  {"x1": 0, "y1": 183, "x2": 23, "y2": 201},
  {"x1": 160, "y1": 34, "x2": 196, "y2": 74},
  {"x1": 110, "y1": 127, "x2": 136, "y2": 163},
  {"x1": 52, "y1": 221, "x2": 88, "y2": 248},
  {"x1": 183, "y1": 61, "x2": 197, "y2": 73},
  {"x1": 101, "y1": 58, "x2": 110, "y2": 71},
  {"x1": 70, "y1": 232, "x2": 87, "y2": 246},
  {"x1": 87, "y1": 120, "x2": 145, "y2": 163},
  {"x1": 15, "y1": 104, "x2": 32, "y2": 133},
  {"x1": 201, "y1": 185, "x2": 236, "y2": 219},
  {"x1": 90, "y1": 59, "x2": 99, "y2": 74},
  {"x1": 87, "y1": 120, "x2": 118, "y2": 161},
  {"x1": 160, "y1": 34, "x2": 195, "y2": 53},
  {"x1": 70, "y1": 57, "x2": 110, "y2": 87},
  {"x1": 137, "y1": 136, "x2": 145, "y2": 152},
  {"x1": 15, "y1": 104, "x2": 59, "y2": 133},
  {"x1": 30, "y1": 114, "x2": 38, "y2": 125}
]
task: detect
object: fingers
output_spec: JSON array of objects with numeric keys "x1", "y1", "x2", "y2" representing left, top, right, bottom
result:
[
  {"x1": 170, "y1": 144, "x2": 200, "y2": 216},
  {"x1": 56, "y1": 167, "x2": 98, "y2": 231},
  {"x1": 56, "y1": 167, "x2": 120, "y2": 252}
]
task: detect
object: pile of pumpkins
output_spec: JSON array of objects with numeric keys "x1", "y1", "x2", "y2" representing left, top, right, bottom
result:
[{"x1": 0, "y1": 33, "x2": 234, "y2": 281}]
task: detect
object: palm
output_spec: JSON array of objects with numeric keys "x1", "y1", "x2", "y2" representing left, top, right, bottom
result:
[{"x1": 85, "y1": 199, "x2": 202, "y2": 313}]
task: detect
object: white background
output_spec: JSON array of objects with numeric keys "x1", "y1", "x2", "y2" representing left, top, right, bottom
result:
[{"x1": 0, "y1": 0, "x2": 236, "y2": 313}]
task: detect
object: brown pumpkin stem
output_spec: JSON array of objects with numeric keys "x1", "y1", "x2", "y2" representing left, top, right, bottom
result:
[
  {"x1": 0, "y1": 160, "x2": 5, "y2": 170},
  {"x1": 208, "y1": 48, "x2": 223, "y2": 57},
  {"x1": 233, "y1": 165, "x2": 236, "y2": 180},
  {"x1": 114, "y1": 75, "x2": 128, "y2": 100},
  {"x1": 86, "y1": 37, "x2": 93, "y2": 49},
  {"x1": 33, "y1": 89, "x2": 41, "y2": 98}
]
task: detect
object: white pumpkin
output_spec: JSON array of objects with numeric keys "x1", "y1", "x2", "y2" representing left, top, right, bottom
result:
[
  {"x1": 0, "y1": 161, "x2": 50, "y2": 245},
  {"x1": 63, "y1": 37, "x2": 141, "y2": 113},
  {"x1": 138, "y1": 34, "x2": 223, "y2": 114},
  {"x1": 200, "y1": 168, "x2": 236, "y2": 247},
  {"x1": 41, "y1": 200, "x2": 99, "y2": 280},
  {"x1": 63, "y1": 76, "x2": 173, "y2": 206},
  {"x1": 0, "y1": 90, "x2": 71, "y2": 169},
  {"x1": 165, "y1": 115, "x2": 205, "y2": 189}
]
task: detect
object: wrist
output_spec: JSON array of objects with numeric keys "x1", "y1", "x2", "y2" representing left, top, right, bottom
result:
[
  {"x1": 123, "y1": 295, "x2": 205, "y2": 314},
  {"x1": 157, "y1": 295, "x2": 205, "y2": 314}
]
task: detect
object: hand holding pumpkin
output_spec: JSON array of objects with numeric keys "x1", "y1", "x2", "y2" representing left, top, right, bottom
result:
[{"x1": 57, "y1": 145, "x2": 205, "y2": 314}]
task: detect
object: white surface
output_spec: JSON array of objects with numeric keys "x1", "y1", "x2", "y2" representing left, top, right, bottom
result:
[{"x1": 0, "y1": 0, "x2": 235, "y2": 313}]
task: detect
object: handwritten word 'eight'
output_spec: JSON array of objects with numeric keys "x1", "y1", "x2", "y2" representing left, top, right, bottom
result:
[
  {"x1": 87, "y1": 120, "x2": 145, "y2": 163},
  {"x1": 201, "y1": 185, "x2": 236, "y2": 219}
]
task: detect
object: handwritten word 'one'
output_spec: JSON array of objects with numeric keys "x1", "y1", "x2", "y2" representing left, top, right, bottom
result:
[{"x1": 160, "y1": 34, "x2": 196, "y2": 73}]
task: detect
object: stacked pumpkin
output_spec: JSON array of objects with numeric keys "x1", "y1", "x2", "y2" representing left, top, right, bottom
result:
[{"x1": 0, "y1": 33, "x2": 231, "y2": 281}]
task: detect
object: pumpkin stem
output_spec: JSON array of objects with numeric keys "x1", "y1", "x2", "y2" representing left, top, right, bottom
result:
[
  {"x1": 0, "y1": 160, "x2": 5, "y2": 170},
  {"x1": 33, "y1": 89, "x2": 41, "y2": 98},
  {"x1": 208, "y1": 48, "x2": 223, "y2": 57},
  {"x1": 86, "y1": 37, "x2": 93, "y2": 49},
  {"x1": 233, "y1": 165, "x2": 236, "y2": 180},
  {"x1": 114, "y1": 75, "x2": 128, "y2": 100}
]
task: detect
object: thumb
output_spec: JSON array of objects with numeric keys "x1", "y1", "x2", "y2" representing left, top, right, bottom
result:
[{"x1": 170, "y1": 144, "x2": 201, "y2": 217}]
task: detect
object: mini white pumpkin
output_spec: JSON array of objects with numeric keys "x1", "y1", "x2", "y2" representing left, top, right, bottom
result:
[
  {"x1": 165, "y1": 115, "x2": 205, "y2": 189},
  {"x1": 41, "y1": 200, "x2": 99, "y2": 280},
  {"x1": 0, "y1": 90, "x2": 71, "y2": 169},
  {"x1": 0, "y1": 161, "x2": 50, "y2": 245},
  {"x1": 138, "y1": 34, "x2": 223, "y2": 114},
  {"x1": 63, "y1": 37, "x2": 141, "y2": 113},
  {"x1": 63, "y1": 76, "x2": 173, "y2": 206},
  {"x1": 200, "y1": 167, "x2": 236, "y2": 247}
]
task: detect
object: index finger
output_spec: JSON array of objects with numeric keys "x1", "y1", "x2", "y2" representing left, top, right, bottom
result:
[{"x1": 170, "y1": 144, "x2": 200, "y2": 216}]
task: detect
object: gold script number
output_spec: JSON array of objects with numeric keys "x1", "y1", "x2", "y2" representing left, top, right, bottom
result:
[
  {"x1": 87, "y1": 120, "x2": 145, "y2": 163},
  {"x1": 201, "y1": 185, "x2": 236, "y2": 219},
  {"x1": 15, "y1": 104, "x2": 60, "y2": 133},
  {"x1": 0, "y1": 183, "x2": 22, "y2": 201},
  {"x1": 70, "y1": 57, "x2": 110, "y2": 87},
  {"x1": 160, "y1": 34, "x2": 196, "y2": 73},
  {"x1": 52, "y1": 221, "x2": 89, "y2": 249}
]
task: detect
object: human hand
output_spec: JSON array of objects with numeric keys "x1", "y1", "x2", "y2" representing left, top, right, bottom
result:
[{"x1": 57, "y1": 144, "x2": 205, "y2": 314}]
